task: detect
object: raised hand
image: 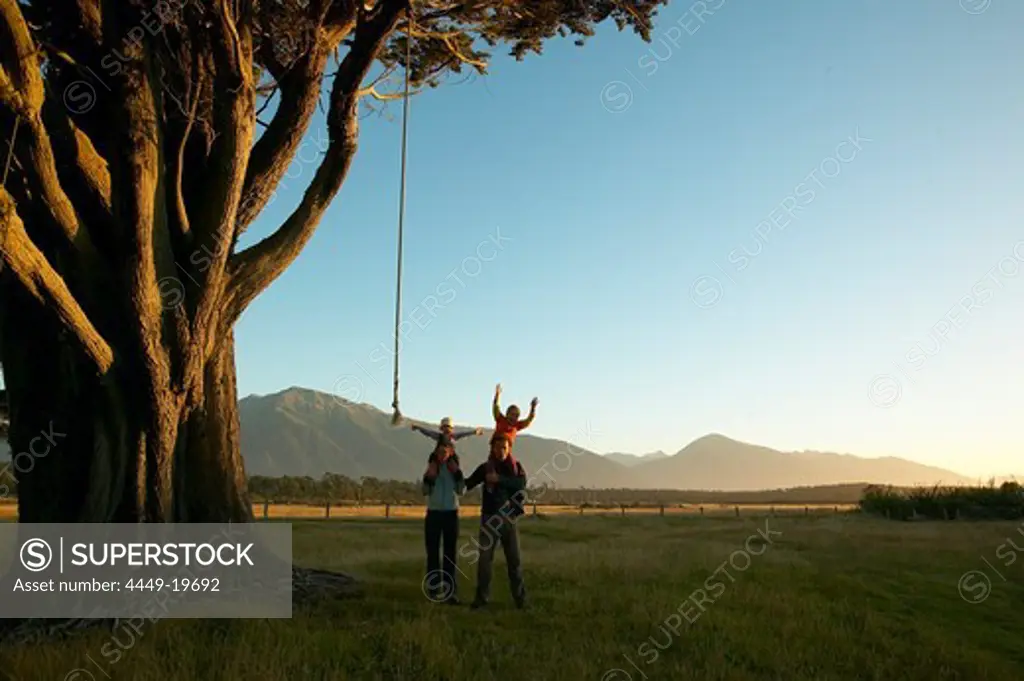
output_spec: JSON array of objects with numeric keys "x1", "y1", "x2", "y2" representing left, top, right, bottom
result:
[
  {"x1": 495, "y1": 383, "x2": 502, "y2": 396},
  {"x1": 530, "y1": 397, "x2": 539, "y2": 408}
]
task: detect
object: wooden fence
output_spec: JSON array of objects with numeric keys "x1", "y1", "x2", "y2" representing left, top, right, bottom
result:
[
  {"x1": 0, "y1": 500, "x2": 858, "y2": 521},
  {"x1": 251, "y1": 501, "x2": 858, "y2": 520}
]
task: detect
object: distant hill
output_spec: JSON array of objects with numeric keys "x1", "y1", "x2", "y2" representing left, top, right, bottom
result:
[
  {"x1": 239, "y1": 387, "x2": 630, "y2": 488},
  {"x1": 238, "y1": 388, "x2": 974, "y2": 490},
  {"x1": 604, "y1": 451, "x2": 669, "y2": 467},
  {"x1": 628, "y1": 433, "x2": 973, "y2": 491}
]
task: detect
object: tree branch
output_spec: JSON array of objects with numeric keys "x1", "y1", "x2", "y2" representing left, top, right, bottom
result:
[
  {"x1": 225, "y1": 0, "x2": 409, "y2": 323},
  {"x1": 0, "y1": 190, "x2": 113, "y2": 374},
  {"x1": 0, "y1": 0, "x2": 99, "y2": 260},
  {"x1": 234, "y1": 5, "x2": 360, "y2": 235},
  {"x1": 99, "y1": 2, "x2": 175, "y2": 406},
  {"x1": 234, "y1": 44, "x2": 333, "y2": 234},
  {"x1": 182, "y1": 0, "x2": 256, "y2": 394},
  {"x1": 38, "y1": 81, "x2": 113, "y2": 255}
]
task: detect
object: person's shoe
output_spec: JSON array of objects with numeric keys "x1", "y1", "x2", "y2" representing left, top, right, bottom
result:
[
  {"x1": 470, "y1": 599, "x2": 487, "y2": 610},
  {"x1": 514, "y1": 598, "x2": 527, "y2": 610}
]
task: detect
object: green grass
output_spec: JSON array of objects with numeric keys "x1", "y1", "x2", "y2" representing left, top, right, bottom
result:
[{"x1": 2, "y1": 514, "x2": 1023, "y2": 681}]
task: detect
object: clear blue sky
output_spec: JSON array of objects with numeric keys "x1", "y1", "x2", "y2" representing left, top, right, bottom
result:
[{"x1": 235, "y1": 0, "x2": 1024, "y2": 478}]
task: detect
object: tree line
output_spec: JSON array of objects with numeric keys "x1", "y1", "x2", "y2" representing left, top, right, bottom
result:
[
  {"x1": 246, "y1": 476, "x2": 881, "y2": 506},
  {"x1": 0, "y1": 467, "x2": 872, "y2": 505},
  {"x1": 5, "y1": 467, "x2": 1019, "y2": 513},
  {"x1": 10, "y1": 465, "x2": 889, "y2": 507}
]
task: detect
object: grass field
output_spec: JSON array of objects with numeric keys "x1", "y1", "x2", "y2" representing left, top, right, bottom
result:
[{"x1": 1, "y1": 512, "x2": 1022, "y2": 680}]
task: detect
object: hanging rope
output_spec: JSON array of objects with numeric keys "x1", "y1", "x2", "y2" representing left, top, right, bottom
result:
[{"x1": 390, "y1": 6, "x2": 414, "y2": 426}]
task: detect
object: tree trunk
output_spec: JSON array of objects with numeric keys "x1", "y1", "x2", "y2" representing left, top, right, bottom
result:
[
  {"x1": 178, "y1": 332, "x2": 253, "y2": 523},
  {"x1": 1, "y1": 274, "x2": 250, "y2": 524},
  {"x1": 1, "y1": 304, "x2": 359, "y2": 644},
  {"x1": 2, "y1": 311, "x2": 253, "y2": 524}
]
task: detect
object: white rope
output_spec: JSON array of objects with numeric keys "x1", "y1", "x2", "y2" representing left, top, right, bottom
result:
[{"x1": 390, "y1": 6, "x2": 414, "y2": 425}]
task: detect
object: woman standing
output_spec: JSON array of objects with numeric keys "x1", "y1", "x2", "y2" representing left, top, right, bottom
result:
[{"x1": 416, "y1": 418, "x2": 483, "y2": 604}]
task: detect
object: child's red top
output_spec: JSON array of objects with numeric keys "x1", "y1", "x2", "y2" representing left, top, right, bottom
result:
[{"x1": 493, "y1": 414, "x2": 524, "y2": 444}]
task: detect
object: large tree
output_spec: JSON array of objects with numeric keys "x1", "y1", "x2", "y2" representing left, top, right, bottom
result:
[{"x1": 0, "y1": 0, "x2": 664, "y2": 526}]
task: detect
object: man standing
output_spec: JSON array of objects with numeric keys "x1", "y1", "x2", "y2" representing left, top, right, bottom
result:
[{"x1": 465, "y1": 435, "x2": 528, "y2": 609}]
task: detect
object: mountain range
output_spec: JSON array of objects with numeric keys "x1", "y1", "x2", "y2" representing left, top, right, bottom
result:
[
  {"x1": 604, "y1": 451, "x2": 669, "y2": 467},
  {"x1": 238, "y1": 387, "x2": 976, "y2": 490}
]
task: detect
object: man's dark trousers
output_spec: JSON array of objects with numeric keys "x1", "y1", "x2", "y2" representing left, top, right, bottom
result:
[
  {"x1": 425, "y1": 509, "x2": 459, "y2": 600},
  {"x1": 474, "y1": 513, "x2": 526, "y2": 604}
]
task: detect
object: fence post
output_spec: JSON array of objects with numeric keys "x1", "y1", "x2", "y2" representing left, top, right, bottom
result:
[
  {"x1": 804, "y1": 506, "x2": 808, "y2": 516},
  {"x1": 620, "y1": 504, "x2": 626, "y2": 517},
  {"x1": 579, "y1": 505, "x2": 584, "y2": 516},
  {"x1": 325, "y1": 502, "x2": 331, "y2": 519},
  {"x1": 700, "y1": 506, "x2": 704, "y2": 516},
  {"x1": 834, "y1": 506, "x2": 838, "y2": 514},
  {"x1": 770, "y1": 506, "x2": 775, "y2": 517},
  {"x1": 660, "y1": 504, "x2": 665, "y2": 517},
  {"x1": 533, "y1": 503, "x2": 538, "y2": 517},
  {"x1": 735, "y1": 506, "x2": 739, "y2": 517},
  {"x1": 263, "y1": 500, "x2": 269, "y2": 520}
]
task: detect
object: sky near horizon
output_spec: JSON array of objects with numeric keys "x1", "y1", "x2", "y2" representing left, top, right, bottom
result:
[{"x1": 233, "y1": 0, "x2": 1024, "y2": 479}]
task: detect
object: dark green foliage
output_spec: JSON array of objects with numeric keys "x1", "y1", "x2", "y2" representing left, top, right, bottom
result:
[{"x1": 860, "y1": 482, "x2": 1024, "y2": 520}]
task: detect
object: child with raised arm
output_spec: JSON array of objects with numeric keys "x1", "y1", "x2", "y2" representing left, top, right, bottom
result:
[{"x1": 490, "y1": 384, "x2": 538, "y2": 449}]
